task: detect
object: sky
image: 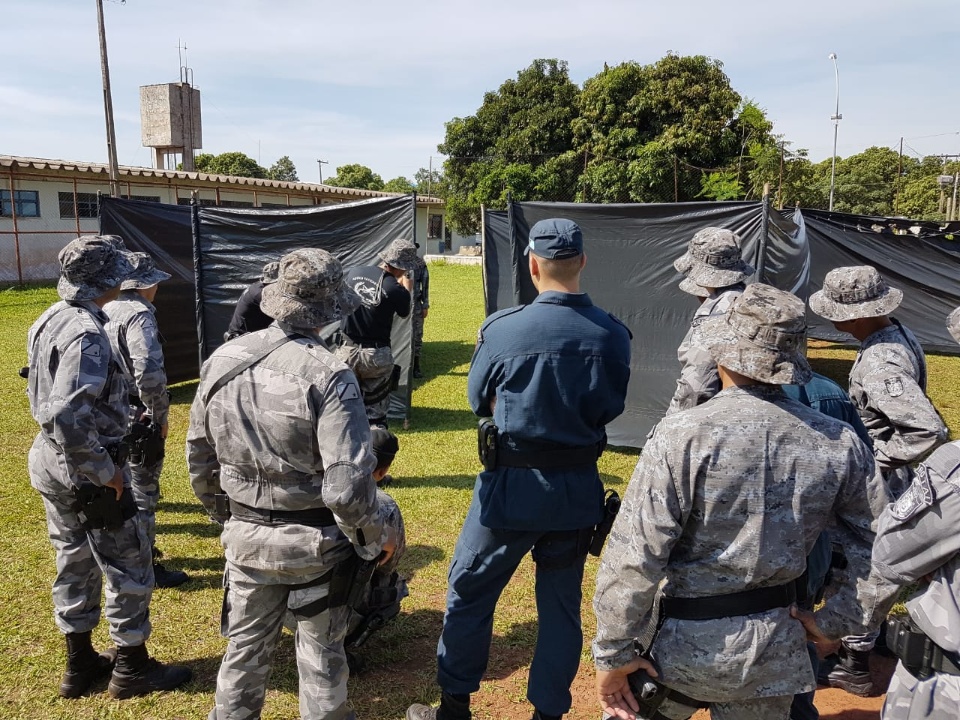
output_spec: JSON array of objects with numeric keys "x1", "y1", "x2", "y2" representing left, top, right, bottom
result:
[{"x1": 3, "y1": 0, "x2": 959, "y2": 184}]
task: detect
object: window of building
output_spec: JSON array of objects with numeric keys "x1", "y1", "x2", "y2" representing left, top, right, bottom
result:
[
  {"x1": 177, "y1": 197, "x2": 216, "y2": 206},
  {"x1": 1, "y1": 189, "x2": 40, "y2": 218},
  {"x1": 260, "y1": 202, "x2": 289, "y2": 208},
  {"x1": 58, "y1": 191, "x2": 99, "y2": 219},
  {"x1": 428, "y1": 213, "x2": 443, "y2": 239},
  {"x1": 219, "y1": 200, "x2": 254, "y2": 208},
  {"x1": 121, "y1": 195, "x2": 161, "y2": 203}
]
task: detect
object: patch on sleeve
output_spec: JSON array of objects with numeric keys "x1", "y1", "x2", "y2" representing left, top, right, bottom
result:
[
  {"x1": 890, "y1": 465, "x2": 934, "y2": 521},
  {"x1": 476, "y1": 327, "x2": 484, "y2": 345},
  {"x1": 884, "y1": 376, "x2": 904, "y2": 397},
  {"x1": 336, "y1": 381, "x2": 361, "y2": 401},
  {"x1": 80, "y1": 337, "x2": 101, "y2": 359}
]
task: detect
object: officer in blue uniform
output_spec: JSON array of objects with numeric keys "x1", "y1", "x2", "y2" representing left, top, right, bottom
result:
[{"x1": 406, "y1": 218, "x2": 632, "y2": 720}]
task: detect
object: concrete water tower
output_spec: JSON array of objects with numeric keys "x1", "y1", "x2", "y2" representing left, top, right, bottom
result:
[{"x1": 140, "y1": 66, "x2": 202, "y2": 171}]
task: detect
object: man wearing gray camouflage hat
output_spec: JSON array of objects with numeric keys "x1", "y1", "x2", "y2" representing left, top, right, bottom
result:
[
  {"x1": 809, "y1": 265, "x2": 947, "y2": 696},
  {"x1": 337, "y1": 238, "x2": 417, "y2": 427},
  {"x1": 26, "y1": 236, "x2": 191, "y2": 699},
  {"x1": 593, "y1": 283, "x2": 897, "y2": 720},
  {"x1": 666, "y1": 227, "x2": 754, "y2": 415},
  {"x1": 188, "y1": 247, "x2": 393, "y2": 720},
  {"x1": 104, "y1": 252, "x2": 188, "y2": 589},
  {"x1": 870, "y1": 305, "x2": 960, "y2": 720}
]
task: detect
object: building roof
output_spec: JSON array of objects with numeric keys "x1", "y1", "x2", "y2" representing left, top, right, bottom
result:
[{"x1": 0, "y1": 154, "x2": 444, "y2": 207}]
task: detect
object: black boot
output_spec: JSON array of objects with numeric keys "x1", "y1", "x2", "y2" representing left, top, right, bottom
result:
[
  {"x1": 531, "y1": 711, "x2": 562, "y2": 720},
  {"x1": 406, "y1": 692, "x2": 471, "y2": 720},
  {"x1": 153, "y1": 562, "x2": 189, "y2": 588},
  {"x1": 59, "y1": 631, "x2": 117, "y2": 698},
  {"x1": 827, "y1": 644, "x2": 874, "y2": 697},
  {"x1": 107, "y1": 644, "x2": 192, "y2": 699},
  {"x1": 413, "y1": 356, "x2": 424, "y2": 379}
]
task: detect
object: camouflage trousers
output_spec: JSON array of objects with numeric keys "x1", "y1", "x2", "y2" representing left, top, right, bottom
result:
[
  {"x1": 35, "y1": 482, "x2": 153, "y2": 646},
  {"x1": 618, "y1": 693, "x2": 793, "y2": 720},
  {"x1": 335, "y1": 343, "x2": 394, "y2": 424},
  {"x1": 882, "y1": 661, "x2": 960, "y2": 719},
  {"x1": 211, "y1": 562, "x2": 355, "y2": 720},
  {"x1": 412, "y1": 306, "x2": 425, "y2": 358},
  {"x1": 129, "y1": 456, "x2": 163, "y2": 550}
]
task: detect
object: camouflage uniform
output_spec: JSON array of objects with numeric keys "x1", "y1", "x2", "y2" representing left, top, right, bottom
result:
[
  {"x1": 593, "y1": 285, "x2": 896, "y2": 720},
  {"x1": 411, "y1": 254, "x2": 429, "y2": 366},
  {"x1": 873, "y1": 308, "x2": 960, "y2": 720},
  {"x1": 104, "y1": 273, "x2": 170, "y2": 551},
  {"x1": 666, "y1": 227, "x2": 753, "y2": 415},
  {"x1": 188, "y1": 248, "x2": 383, "y2": 720},
  {"x1": 26, "y1": 238, "x2": 154, "y2": 647}
]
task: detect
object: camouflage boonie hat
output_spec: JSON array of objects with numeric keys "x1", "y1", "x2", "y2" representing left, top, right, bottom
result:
[
  {"x1": 261, "y1": 261, "x2": 280, "y2": 284},
  {"x1": 260, "y1": 248, "x2": 361, "y2": 328},
  {"x1": 57, "y1": 235, "x2": 136, "y2": 301},
  {"x1": 808, "y1": 266, "x2": 903, "y2": 322},
  {"x1": 678, "y1": 275, "x2": 710, "y2": 298},
  {"x1": 701, "y1": 283, "x2": 811, "y2": 385},
  {"x1": 673, "y1": 227, "x2": 755, "y2": 289},
  {"x1": 948, "y1": 306, "x2": 960, "y2": 345},
  {"x1": 120, "y1": 252, "x2": 171, "y2": 290},
  {"x1": 378, "y1": 238, "x2": 419, "y2": 271}
]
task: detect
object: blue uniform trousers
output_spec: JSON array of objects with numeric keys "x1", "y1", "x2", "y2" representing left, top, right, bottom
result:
[{"x1": 437, "y1": 494, "x2": 589, "y2": 716}]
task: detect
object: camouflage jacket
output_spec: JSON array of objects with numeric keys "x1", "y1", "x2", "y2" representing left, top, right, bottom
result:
[
  {"x1": 413, "y1": 256, "x2": 429, "y2": 310},
  {"x1": 26, "y1": 300, "x2": 128, "y2": 489},
  {"x1": 187, "y1": 323, "x2": 384, "y2": 571},
  {"x1": 104, "y1": 292, "x2": 169, "y2": 426},
  {"x1": 593, "y1": 385, "x2": 897, "y2": 701},
  {"x1": 849, "y1": 320, "x2": 946, "y2": 473},
  {"x1": 665, "y1": 285, "x2": 743, "y2": 416},
  {"x1": 874, "y1": 440, "x2": 960, "y2": 654}
]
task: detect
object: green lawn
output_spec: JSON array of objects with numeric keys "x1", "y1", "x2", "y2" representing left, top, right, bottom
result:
[{"x1": 0, "y1": 265, "x2": 956, "y2": 719}]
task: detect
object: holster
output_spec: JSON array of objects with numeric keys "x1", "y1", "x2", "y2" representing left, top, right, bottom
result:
[
  {"x1": 328, "y1": 552, "x2": 378, "y2": 611},
  {"x1": 389, "y1": 364, "x2": 402, "y2": 391},
  {"x1": 589, "y1": 488, "x2": 621, "y2": 557},
  {"x1": 106, "y1": 440, "x2": 130, "y2": 468},
  {"x1": 214, "y1": 493, "x2": 230, "y2": 520},
  {"x1": 627, "y1": 669, "x2": 710, "y2": 719},
  {"x1": 74, "y1": 483, "x2": 137, "y2": 531},
  {"x1": 477, "y1": 419, "x2": 498, "y2": 471},
  {"x1": 887, "y1": 616, "x2": 960, "y2": 679},
  {"x1": 126, "y1": 419, "x2": 165, "y2": 467}
]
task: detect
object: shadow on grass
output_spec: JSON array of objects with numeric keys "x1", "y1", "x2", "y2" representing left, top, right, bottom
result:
[
  {"x1": 810, "y1": 356, "x2": 855, "y2": 387},
  {"x1": 400, "y1": 544, "x2": 447, "y2": 578},
  {"x1": 390, "y1": 473, "x2": 477, "y2": 490},
  {"x1": 417, "y1": 340, "x2": 476, "y2": 380},
  {"x1": 158, "y1": 500, "x2": 207, "y2": 514},
  {"x1": 403, "y1": 406, "x2": 477, "y2": 434}
]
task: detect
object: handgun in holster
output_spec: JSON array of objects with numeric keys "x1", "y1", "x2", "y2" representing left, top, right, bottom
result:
[
  {"x1": 328, "y1": 552, "x2": 378, "y2": 610},
  {"x1": 477, "y1": 419, "x2": 498, "y2": 471},
  {"x1": 74, "y1": 483, "x2": 137, "y2": 531},
  {"x1": 126, "y1": 418, "x2": 165, "y2": 467},
  {"x1": 626, "y1": 666, "x2": 711, "y2": 717},
  {"x1": 589, "y1": 488, "x2": 621, "y2": 557}
]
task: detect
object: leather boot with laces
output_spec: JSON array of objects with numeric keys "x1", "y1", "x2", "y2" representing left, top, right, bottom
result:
[
  {"x1": 59, "y1": 631, "x2": 117, "y2": 698},
  {"x1": 827, "y1": 645, "x2": 874, "y2": 697},
  {"x1": 107, "y1": 643, "x2": 192, "y2": 699}
]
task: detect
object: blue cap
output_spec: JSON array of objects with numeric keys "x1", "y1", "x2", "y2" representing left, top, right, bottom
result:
[{"x1": 525, "y1": 218, "x2": 583, "y2": 259}]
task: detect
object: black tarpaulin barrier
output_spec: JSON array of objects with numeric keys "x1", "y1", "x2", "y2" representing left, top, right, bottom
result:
[
  {"x1": 481, "y1": 208, "x2": 511, "y2": 316},
  {"x1": 99, "y1": 197, "x2": 199, "y2": 383},
  {"x1": 799, "y1": 208, "x2": 960, "y2": 353},
  {"x1": 194, "y1": 196, "x2": 417, "y2": 420}
]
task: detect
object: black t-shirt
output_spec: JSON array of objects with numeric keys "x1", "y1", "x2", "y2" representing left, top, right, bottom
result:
[
  {"x1": 341, "y1": 265, "x2": 411, "y2": 345},
  {"x1": 226, "y1": 281, "x2": 272, "y2": 336}
]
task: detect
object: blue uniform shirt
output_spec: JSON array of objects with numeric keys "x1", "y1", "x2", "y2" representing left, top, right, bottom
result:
[{"x1": 467, "y1": 290, "x2": 632, "y2": 531}]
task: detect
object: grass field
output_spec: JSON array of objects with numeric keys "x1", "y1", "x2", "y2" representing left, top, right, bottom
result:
[{"x1": 0, "y1": 264, "x2": 956, "y2": 719}]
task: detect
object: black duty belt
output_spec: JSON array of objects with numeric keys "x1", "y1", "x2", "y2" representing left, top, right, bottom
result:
[
  {"x1": 887, "y1": 616, "x2": 960, "y2": 679},
  {"x1": 228, "y1": 499, "x2": 337, "y2": 528},
  {"x1": 497, "y1": 442, "x2": 601, "y2": 469},
  {"x1": 346, "y1": 337, "x2": 390, "y2": 349},
  {"x1": 661, "y1": 582, "x2": 797, "y2": 621}
]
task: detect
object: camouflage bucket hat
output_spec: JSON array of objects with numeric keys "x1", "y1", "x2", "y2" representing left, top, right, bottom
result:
[
  {"x1": 378, "y1": 238, "x2": 419, "y2": 272},
  {"x1": 808, "y1": 266, "x2": 903, "y2": 322},
  {"x1": 678, "y1": 275, "x2": 710, "y2": 298},
  {"x1": 673, "y1": 227, "x2": 755, "y2": 289},
  {"x1": 120, "y1": 252, "x2": 171, "y2": 290},
  {"x1": 261, "y1": 261, "x2": 280, "y2": 284},
  {"x1": 948, "y1": 306, "x2": 960, "y2": 345},
  {"x1": 701, "y1": 283, "x2": 812, "y2": 385},
  {"x1": 57, "y1": 235, "x2": 136, "y2": 301},
  {"x1": 260, "y1": 248, "x2": 361, "y2": 328}
]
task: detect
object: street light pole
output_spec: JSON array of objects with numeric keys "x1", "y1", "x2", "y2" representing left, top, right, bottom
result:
[
  {"x1": 828, "y1": 52, "x2": 842, "y2": 212},
  {"x1": 95, "y1": 0, "x2": 120, "y2": 197},
  {"x1": 317, "y1": 159, "x2": 328, "y2": 183}
]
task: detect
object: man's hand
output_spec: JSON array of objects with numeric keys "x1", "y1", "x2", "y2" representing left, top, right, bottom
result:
[
  {"x1": 160, "y1": 422, "x2": 168, "y2": 440},
  {"x1": 596, "y1": 656, "x2": 655, "y2": 720},
  {"x1": 378, "y1": 538, "x2": 397, "y2": 566},
  {"x1": 104, "y1": 468, "x2": 124, "y2": 500},
  {"x1": 790, "y1": 606, "x2": 840, "y2": 658},
  {"x1": 422, "y1": 308, "x2": 429, "y2": 320}
]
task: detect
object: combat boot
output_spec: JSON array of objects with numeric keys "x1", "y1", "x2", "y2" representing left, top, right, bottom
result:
[
  {"x1": 59, "y1": 631, "x2": 117, "y2": 698},
  {"x1": 107, "y1": 644, "x2": 192, "y2": 699},
  {"x1": 413, "y1": 356, "x2": 424, "y2": 378},
  {"x1": 827, "y1": 645, "x2": 874, "y2": 697},
  {"x1": 531, "y1": 711, "x2": 562, "y2": 720},
  {"x1": 153, "y1": 562, "x2": 189, "y2": 588},
  {"x1": 406, "y1": 692, "x2": 472, "y2": 720}
]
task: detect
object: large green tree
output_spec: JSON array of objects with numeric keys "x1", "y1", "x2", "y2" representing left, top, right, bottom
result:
[
  {"x1": 194, "y1": 151, "x2": 269, "y2": 178},
  {"x1": 268, "y1": 155, "x2": 299, "y2": 182},
  {"x1": 325, "y1": 164, "x2": 385, "y2": 191}
]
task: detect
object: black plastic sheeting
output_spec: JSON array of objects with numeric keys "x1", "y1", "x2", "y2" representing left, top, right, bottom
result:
[
  {"x1": 100, "y1": 197, "x2": 198, "y2": 383},
  {"x1": 484, "y1": 201, "x2": 960, "y2": 448}
]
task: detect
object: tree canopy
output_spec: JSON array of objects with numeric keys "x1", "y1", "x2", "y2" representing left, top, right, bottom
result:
[
  {"x1": 194, "y1": 151, "x2": 268, "y2": 179},
  {"x1": 268, "y1": 155, "x2": 299, "y2": 182},
  {"x1": 325, "y1": 164, "x2": 385, "y2": 191}
]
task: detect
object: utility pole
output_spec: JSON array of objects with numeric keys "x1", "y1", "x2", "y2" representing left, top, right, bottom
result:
[
  {"x1": 828, "y1": 53, "x2": 842, "y2": 212},
  {"x1": 95, "y1": 0, "x2": 120, "y2": 197},
  {"x1": 316, "y1": 159, "x2": 328, "y2": 183}
]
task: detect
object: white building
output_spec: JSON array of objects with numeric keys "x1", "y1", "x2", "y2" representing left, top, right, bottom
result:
[{"x1": 0, "y1": 154, "x2": 451, "y2": 283}]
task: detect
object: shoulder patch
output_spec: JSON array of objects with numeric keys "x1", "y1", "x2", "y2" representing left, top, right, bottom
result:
[
  {"x1": 336, "y1": 381, "x2": 361, "y2": 401},
  {"x1": 80, "y1": 336, "x2": 102, "y2": 358},
  {"x1": 890, "y1": 465, "x2": 935, "y2": 521},
  {"x1": 884, "y1": 376, "x2": 904, "y2": 397},
  {"x1": 607, "y1": 312, "x2": 633, "y2": 339}
]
